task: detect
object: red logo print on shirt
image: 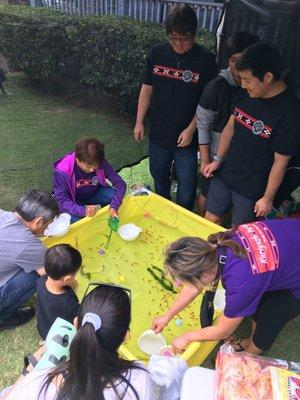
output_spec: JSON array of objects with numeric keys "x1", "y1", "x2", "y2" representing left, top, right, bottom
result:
[
  {"x1": 234, "y1": 107, "x2": 272, "y2": 139},
  {"x1": 236, "y1": 222, "x2": 279, "y2": 274},
  {"x1": 153, "y1": 65, "x2": 200, "y2": 84},
  {"x1": 76, "y1": 176, "x2": 99, "y2": 188}
]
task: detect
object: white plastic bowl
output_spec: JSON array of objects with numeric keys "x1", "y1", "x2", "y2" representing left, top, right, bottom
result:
[
  {"x1": 118, "y1": 223, "x2": 142, "y2": 241},
  {"x1": 137, "y1": 329, "x2": 167, "y2": 356},
  {"x1": 44, "y1": 213, "x2": 71, "y2": 237}
]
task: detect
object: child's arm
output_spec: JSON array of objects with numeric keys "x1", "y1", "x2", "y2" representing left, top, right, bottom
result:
[
  {"x1": 102, "y1": 159, "x2": 127, "y2": 211},
  {"x1": 53, "y1": 171, "x2": 86, "y2": 217}
]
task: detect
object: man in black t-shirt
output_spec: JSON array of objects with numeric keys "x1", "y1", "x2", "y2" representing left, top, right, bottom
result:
[
  {"x1": 133, "y1": 5, "x2": 216, "y2": 211},
  {"x1": 196, "y1": 31, "x2": 259, "y2": 215},
  {"x1": 204, "y1": 42, "x2": 300, "y2": 226}
]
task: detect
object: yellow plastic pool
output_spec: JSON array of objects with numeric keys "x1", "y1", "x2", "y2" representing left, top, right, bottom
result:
[{"x1": 43, "y1": 193, "x2": 224, "y2": 366}]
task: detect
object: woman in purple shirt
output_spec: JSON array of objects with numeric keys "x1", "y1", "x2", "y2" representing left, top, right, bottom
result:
[
  {"x1": 53, "y1": 137, "x2": 126, "y2": 223},
  {"x1": 152, "y1": 218, "x2": 300, "y2": 355}
]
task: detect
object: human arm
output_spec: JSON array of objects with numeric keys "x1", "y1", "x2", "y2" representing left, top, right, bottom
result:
[
  {"x1": 204, "y1": 115, "x2": 235, "y2": 177},
  {"x1": 171, "y1": 313, "x2": 243, "y2": 354},
  {"x1": 36, "y1": 267, "x2": 46, "y2": 276},
  {"x1": 53, "y1": 170, "x2": 85, "y2": 217},
  {"x1": 16, "y1": 244, "x2": 46, "y2": 275},
  {"x1": 196, "y1": 103, "x2": 215, "y2": 173},
  {"x1": 134, "y1": 84, "x2": 153, "y2": 143},
  {"x1": 255, "y1": 152, "x2": 291, "y2": 217},
  {"x1": 102, "y1": 159, "x2": 127, "y2": 211},
  {"x1": 196, "y1": 79, "x2": 221, "y2": 173},
  {"x1": 177, "y1": 115, "x2": 197, "y2": 147},
  {"x1": 256, "y1": 97, "x2": 300, "y2": 216},
  {"x1": 199, "y1": 144, "x2": 211, "y2": 175},
  {"x1": 151, "y1": 284, "x2": 201, "y2": 333}
]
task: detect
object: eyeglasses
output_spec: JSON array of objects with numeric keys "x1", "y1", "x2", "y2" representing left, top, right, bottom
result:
[
  {"x1": 168, "y1": 33, "x2": 192, "y2": 43},
  {"x1": 79, "y1": 281, "x2": 132, "y2": 315}
]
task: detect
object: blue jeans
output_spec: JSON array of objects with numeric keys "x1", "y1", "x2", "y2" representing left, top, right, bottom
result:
[
  {"x1": 71, "y1": 186, "x2": 116, "y2": 224},
  {"x1": 148, "y1": 141, "x2": 198, "y2": 211},
  {"x1": 0, "y1": 270, "x2": 38, "y2": 322}
]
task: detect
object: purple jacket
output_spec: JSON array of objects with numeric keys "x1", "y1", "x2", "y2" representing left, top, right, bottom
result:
[{"x1": 53, "y1": 152, "x2": 126, "y2": 217}]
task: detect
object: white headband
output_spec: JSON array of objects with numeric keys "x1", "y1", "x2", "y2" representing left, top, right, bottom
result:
[{"x1": 82, "y1": 312, "x2": 102, "y2": 332}]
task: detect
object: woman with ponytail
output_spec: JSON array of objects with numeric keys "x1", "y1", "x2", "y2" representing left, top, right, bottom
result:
[
  {"x1": 5, "y1": 285, "x2": 153, "y2": 400},
  {"x1": 152, "y1": 218, "x2": 300, "y2": 356}
]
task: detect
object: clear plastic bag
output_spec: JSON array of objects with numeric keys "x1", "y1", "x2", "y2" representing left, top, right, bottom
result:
[
  {"x1": 214, "y1": 343, "x2": 300, "y2": 400},
  {"x1": 270, "y1": 366, "x2": 300, "y2": 400}
]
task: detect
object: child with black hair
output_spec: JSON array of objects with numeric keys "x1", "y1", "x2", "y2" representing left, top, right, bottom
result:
[
  {"x1": 196, "y1": 31, "x2": 259, "y2": 215},
  {"x1": 36, "y1": 244, "x2": 81, "y2": 340},
  {"x1": 6, "y1": 284, "x2": 153, "y2": 400}
]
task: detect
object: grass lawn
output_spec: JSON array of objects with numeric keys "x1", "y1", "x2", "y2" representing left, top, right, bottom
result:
[
  {"x1": 0, "y1": 73, "x2": 148, "y2": 211},
  {"x1": 0, "y1": 74, "x2": 299, "y2": 389}
]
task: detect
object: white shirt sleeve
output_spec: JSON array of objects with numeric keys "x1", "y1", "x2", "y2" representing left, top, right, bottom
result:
[
  {"x1": 5, "y1": 369, "x2": 57, "y2": 400},
  {"x1": 5, "y1": 366, "x2": 156, "y2": 400},
  {"x1": 104, "y1": 365, "x2": 157, "y2": 400}
]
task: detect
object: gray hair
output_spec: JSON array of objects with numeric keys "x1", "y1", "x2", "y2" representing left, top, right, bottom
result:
[{"x1": 15, "y1": 190, "x2": 59, "y2": 222}]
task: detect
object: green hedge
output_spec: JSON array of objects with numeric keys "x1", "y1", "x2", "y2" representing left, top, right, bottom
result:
[{"x1": 0, "y1": 5, "x2": 215, "y2": 112}]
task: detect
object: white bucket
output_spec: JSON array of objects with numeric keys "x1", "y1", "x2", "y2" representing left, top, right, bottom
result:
[
  {"x1": 118, "y1": 223, "x2": 142, "y2": 241},
  {"x1": 44, "y1": 213, "x2": 71, "y2": 237},
  {"x1": 137, "y1": 329, "x2": 167, "y2": 356}
]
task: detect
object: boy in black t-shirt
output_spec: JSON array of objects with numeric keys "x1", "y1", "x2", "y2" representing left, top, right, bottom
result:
[
  {"x1": 133, "y1": 4, "x2": 216, "y2": 211},
  {"x1": 36, "y1": 244, "x2": 81, "y2": 340},
  {"x1": 204, "y1": 42, "x2": 300, "y2": 226},
  {"x1": 196, "y1": 31, "x2": 259, "y2": 215}
]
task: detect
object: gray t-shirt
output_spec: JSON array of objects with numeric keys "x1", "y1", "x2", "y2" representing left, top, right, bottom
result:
[{"x1": 0, "y1": 210, "x2": 46, "y2": 287}]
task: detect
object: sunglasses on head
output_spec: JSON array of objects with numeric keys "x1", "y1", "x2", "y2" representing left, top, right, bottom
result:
[{"x1": 79, "y1": 281, "x2": 132, "y2": 313}]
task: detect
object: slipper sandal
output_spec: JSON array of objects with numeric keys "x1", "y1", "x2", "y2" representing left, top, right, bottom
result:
[
  {"x1": 229, "y1": 338, "x2": 246, "y2": 352},
  {"x1": 22, "y1": 353, "x2": 38, "y2": 376}
]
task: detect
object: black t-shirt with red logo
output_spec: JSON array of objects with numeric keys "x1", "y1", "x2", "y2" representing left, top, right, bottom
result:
[
  {"x1": 143, "y1": 42, "x2": 216, "y2": 149},
  {"x1": 219, "y1": 89, "x2": 300, "y2": 200}
]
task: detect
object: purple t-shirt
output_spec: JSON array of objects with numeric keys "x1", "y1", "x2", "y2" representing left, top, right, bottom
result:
[
  {"x1": 221, "y1": 219, "x2": 300, "y2": 318},
  {"x1": 74, "y1": 164, "x2": 100, "y2": 202}
]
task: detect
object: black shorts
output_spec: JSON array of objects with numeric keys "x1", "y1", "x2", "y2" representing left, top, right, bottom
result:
[
  {"x1": 252, "y1": 290, "x2": 300, "y2": 351},
  {"x1": 199, "y1": 175, "x2": 211, "y2": 198},
  {"x1": 205, "y1": 176, "x2": 256, "y2": 225}
]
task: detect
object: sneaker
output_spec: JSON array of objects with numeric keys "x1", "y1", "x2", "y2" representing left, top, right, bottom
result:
[{"x1": 0, "y1": 306, "x2": 35, "y2": 332}]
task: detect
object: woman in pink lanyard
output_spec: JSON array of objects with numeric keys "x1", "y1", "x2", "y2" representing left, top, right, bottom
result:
[{"x1": 152, "y1": 218, "x2": 300, "y2": 355}]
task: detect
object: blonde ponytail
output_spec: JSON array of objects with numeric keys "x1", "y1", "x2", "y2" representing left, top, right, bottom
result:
[
  {"x1": 164, "y1": 230, "x2": 245, "y2": 286},
  {"x1": 208, "y1": 229, "x2": 246, "y2": 258}
]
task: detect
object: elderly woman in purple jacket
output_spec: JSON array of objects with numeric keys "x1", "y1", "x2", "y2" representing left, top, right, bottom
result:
[{"x1": 53, "y1": 137, "x2": 126, "y2": 223}]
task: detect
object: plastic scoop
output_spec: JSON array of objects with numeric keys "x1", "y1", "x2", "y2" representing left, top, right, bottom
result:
[{"x1": 105, "y1": 216, "x2": 119, "y2": 249}]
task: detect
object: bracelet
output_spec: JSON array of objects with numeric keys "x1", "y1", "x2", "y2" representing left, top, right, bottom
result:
[{"x1": 213, "y1": 154, "x2": 224, "y2": 162}]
